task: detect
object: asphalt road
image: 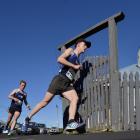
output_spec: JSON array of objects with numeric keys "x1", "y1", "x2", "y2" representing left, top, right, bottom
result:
[{"x1": 0, "y1": 131, "x2": 140, "y2": 140}]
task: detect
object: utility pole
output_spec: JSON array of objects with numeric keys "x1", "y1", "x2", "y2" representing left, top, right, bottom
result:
[
  {"x1": 137, "y1": 47, "x2": 140, "y2": 67},
  {"x1": 56, "y1": 104, "x2": 59, "y2": 128}
]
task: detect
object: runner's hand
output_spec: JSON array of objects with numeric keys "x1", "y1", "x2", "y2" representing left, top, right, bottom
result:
[
  {"x1": 14, "y1": 98, "x2": 20, "y2": 102},
  {"x1": 27, "y1": 105, "x2": 31, "y2": 110},
  {"x1": 73, "y1": 64, "x2": 82, "y2": 70}
]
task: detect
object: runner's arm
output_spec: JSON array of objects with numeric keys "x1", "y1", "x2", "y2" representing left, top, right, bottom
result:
[
  {"x1": 57, "y1": 48, "x2": 80, "y2": 69},
  {"x1": 24, "y1": 95, "x2": 31, "y2": 110},
  {"x1": 8, "y1": 89, "x2": 19, "y2": 102}
]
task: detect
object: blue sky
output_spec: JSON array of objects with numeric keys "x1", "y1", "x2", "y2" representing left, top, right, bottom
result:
[{"x1": 0, "y1": 0, "x2": 140, "y2": 128}]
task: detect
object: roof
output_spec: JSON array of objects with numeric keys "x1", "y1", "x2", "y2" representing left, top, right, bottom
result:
[{"x1": 120, "y1": 64, "x2": 140, "y2": 74}]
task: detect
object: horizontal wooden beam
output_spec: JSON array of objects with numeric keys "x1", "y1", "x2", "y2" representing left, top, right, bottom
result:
[{"x1": 58, "y1": 11, "x2": 125, "y2": 51}]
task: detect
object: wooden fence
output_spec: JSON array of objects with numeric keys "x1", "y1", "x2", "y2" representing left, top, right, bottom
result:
[
  {"x1": 62, "y1": 56, "x2": 140, "y2": 131},
  {"x1": 61, "y1": 12, "x2": 126, "y2": 131}
]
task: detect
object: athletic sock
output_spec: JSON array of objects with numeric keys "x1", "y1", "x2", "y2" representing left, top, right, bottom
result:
[{"x1": 68, "y1": 119, "x2": 75, "y2": 124}]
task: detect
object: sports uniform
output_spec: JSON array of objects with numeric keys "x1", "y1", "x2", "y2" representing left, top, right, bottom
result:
[{"x1": 48, "y1": 51, "x2": 79, "y2": 95}]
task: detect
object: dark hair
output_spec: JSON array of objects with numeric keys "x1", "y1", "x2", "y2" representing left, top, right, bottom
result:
[
  {"x1": 20, "y1": 80, "x2": 27, "y2": 85},
  {"x1": 75, "y1": 38, "x2": 91, "y2": 48}
]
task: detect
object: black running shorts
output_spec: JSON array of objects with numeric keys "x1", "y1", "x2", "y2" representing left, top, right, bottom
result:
[
  {"x1": 9, "y1": 107, "x2": 21, "y2": 114},
  {"x1": 48, "y1": 74, "x2": 74, "y2": 95}
]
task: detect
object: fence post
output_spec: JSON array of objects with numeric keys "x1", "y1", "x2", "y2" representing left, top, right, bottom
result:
[
  {"x1": 123, "y1": 72, "x2": 129, "y2": 130},
  {"x1": 108, "y1": 18, "x2": 120, "y2": 131},
  {"x1": 135, "y1": 72, "x2": 140, "y2": 130},
  {"x1": 129, "y1": 72, "x2": 135, "y2": 130}
]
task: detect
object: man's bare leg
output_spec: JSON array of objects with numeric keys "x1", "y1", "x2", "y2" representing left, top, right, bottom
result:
[
  {"x1": 27, "y1": 92, "x2": 54, "y2": 120},
  {"x1": 62, "y1": 89, "x2": 79, "y2": 121},
  {"x1": 10, "y1": 111, "x2": 20, "y2": 131}
]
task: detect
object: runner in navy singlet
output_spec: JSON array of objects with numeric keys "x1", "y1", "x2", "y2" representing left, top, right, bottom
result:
[
  {"x1": 25, "y1": 38, "x2": 91, "y2": 130},
  {"x1": 3, "y1": 80, "x2": 30, "y2": 135}
]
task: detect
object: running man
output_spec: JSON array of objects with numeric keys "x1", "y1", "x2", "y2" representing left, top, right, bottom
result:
[
  {"x1": 25, "y1": 38, "x2": 91, "y2": 130},
  {"x1": 3, "y1": 80, "x2": 30, "y2": 135}
]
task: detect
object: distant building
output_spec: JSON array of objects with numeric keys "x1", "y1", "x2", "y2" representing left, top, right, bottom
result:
[{"x1": 120, "y1": 48, "x2": 140, "y2": 75}]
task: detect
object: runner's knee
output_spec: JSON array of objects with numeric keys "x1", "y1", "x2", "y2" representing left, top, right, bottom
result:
[
  {"x1": 13, "y1": 118, "x2": 18, "y2": 122},
  {"x1": 71, "y1": 95, "x2": 79, "y2": 104}
]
